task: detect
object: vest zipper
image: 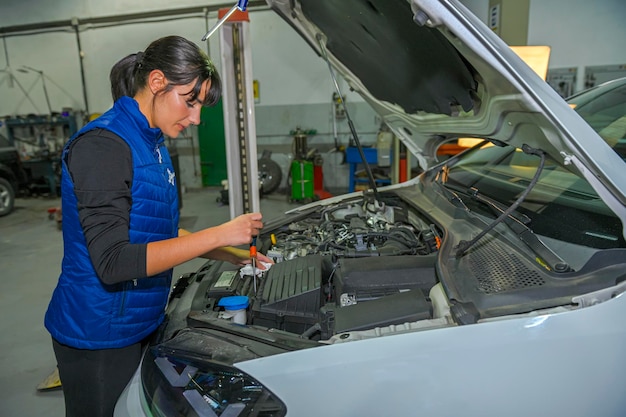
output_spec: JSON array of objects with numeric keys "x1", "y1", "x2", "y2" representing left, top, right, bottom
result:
[
  {"x1": 155, "y1": 144, "x2": 163, "y2": 164},
  {"x1": 118, "y1": 283, "x2": 127, "y2": 316},
  {"x1": 118, "y1": 280, "x2": 137, "y2": 316}
]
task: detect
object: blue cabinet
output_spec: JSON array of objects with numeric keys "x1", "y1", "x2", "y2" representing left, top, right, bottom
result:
[{"x1": 346, "y1": 147, "x2": 391, "y2": 192}]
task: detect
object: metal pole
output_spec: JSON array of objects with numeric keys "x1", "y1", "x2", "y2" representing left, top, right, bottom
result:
[
  {"x1": 220, "y1": 11, "x2": 259, "y2": 218},
  {"x1": 41, "y1": 74, "x2": 52, "y2": 113},
  {"x1": 72, "y1": 18, "x2": 89, "y2": 117},
  {"x1": 2, "y1": 37, "x2": 14, "y2": 88}
]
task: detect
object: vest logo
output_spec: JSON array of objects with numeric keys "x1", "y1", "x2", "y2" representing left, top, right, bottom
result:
[{"x1": 167, "y1": 168, "x2": 176, "y2": 186}]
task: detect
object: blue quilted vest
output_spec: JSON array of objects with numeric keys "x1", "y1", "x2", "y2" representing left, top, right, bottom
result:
[{"x1": 45, "y1": 96, "x2": 179, "y2": 349}]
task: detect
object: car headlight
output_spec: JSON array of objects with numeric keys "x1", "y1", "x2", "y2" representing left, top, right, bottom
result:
[{"x1": 141, "y1": 329, "x2": 287, "y2": 417}]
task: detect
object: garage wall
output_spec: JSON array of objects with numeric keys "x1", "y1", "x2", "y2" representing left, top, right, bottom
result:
[
  {"x1": 463, "y1": 0, "x2": 626, "y2": 91},
  {"x1": 528, "y1": 0, "x2": 626, "y2": 92},
  {"x1": 0, "y1": 2, "x2": 376, "y2": 193},
  {"x1": 1, "y1": 0, "x2": 624, "y2": 110},
  {"x1": 0, "y1": 3, "x2": 345, "y2": 116},
  {"x1": 1, "y1": 0, "x2": 625, "y2": 193}
]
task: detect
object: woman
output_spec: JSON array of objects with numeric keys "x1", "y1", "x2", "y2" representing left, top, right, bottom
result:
[{"x1": 44, "y1": 35, "x2": 272, "y2": 417}]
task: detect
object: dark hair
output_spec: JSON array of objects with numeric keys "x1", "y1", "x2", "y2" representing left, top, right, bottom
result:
[{"x1": 109, "y1": 35, "x2": 221, "y2": 106}]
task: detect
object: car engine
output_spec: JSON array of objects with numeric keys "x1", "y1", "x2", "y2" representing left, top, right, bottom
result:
[{"x1": 201, "y1": 194, "x2": 445, "y2": 341}]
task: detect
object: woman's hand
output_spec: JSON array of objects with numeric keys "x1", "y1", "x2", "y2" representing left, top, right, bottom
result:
[
  {"x1": 255, "y1": 252, "x2": 274, "y2": 267},
  {"x1": 216, "y1": 213, "x2": 264, "y2": 247},
  {"x1": 241, "y1": 251, "x2": 274, "y2": 270},
  {"x1": 207, "y1": 246, "x2": 274, "y2": 270},
  {"x1": 152, "y1": 216, "x2": 271, "y2": 278}
]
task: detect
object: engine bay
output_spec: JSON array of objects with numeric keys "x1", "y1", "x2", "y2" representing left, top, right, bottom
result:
[
  {"x1": 187, "y1": 186, "x2": 626, "y2": 343},
  {"x1": 198, "y1": 193, "x2": 447, "y2": 341}
]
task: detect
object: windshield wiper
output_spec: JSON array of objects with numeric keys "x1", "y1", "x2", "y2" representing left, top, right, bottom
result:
[
  {"x1": 433, "y1": 165, "x2": 470, "y2": 211},
  {"x1": 465, "y1": 186, "x2": 572, "y2": 273},
  {"x1": 454, "y1": 144, "x2": 571, "y2": 274},
  {"x1": 466, "y1": 187, "x2": 531, "y2": 225}
]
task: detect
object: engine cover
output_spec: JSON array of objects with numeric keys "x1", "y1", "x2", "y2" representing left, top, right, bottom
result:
[{"x1": 250, "y1": 255, "x2": 324, "y2": 334}]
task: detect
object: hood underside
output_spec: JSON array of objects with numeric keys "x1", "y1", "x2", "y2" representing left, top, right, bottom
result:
[{"x1": 299, "y1": 0, "x2": 476, "y2": 116}]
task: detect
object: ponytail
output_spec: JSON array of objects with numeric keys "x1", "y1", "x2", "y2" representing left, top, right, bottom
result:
[
  {"x1": 109, "y1": 53, "x2": 143, "y2": 101},
  {"x1": 109, "y1": 36, "x2": 222, "y2": 106}
]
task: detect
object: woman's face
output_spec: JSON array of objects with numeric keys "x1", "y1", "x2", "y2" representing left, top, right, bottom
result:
[{"x1": 152, "y1": 78, "x2": 211, "y2": 138}]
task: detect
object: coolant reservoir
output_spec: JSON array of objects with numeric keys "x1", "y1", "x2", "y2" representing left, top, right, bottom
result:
[{"x1": 218, "y1": 295, "x2": 249, "y2": 325}]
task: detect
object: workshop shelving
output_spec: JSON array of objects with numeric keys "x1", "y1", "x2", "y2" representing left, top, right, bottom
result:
[{"x1": 5, "y1": 114, "x2": 78, "y2": 195}]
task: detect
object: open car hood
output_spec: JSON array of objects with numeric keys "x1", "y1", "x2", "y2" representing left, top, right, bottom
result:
[{"x1": 266, "y1": 0, "x2": 626, "y2": 206}]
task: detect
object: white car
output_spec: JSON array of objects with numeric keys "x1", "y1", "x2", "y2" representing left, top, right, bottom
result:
[{"x1": 116, "y1": 0, "x2": 626, "y2": 416}]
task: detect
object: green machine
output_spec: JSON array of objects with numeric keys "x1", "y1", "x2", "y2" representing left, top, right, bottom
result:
[
  {"x1": 291, "y1": 159, "x2": 314, "y2": 201},
  {"x1": 290, "y1": 128, "x2": 315, "y2": 202},
  {"x1": 198, "y1": 101, "x2": 227, "y2": 187}
]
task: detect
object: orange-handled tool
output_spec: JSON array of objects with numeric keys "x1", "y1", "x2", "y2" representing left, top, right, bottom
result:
[
  {"x1": 250, "y1": 237, "x2": 257, "y2": 258},
  {"x1": 250, "y1": 237, "x2": 258, "y2": 292}
]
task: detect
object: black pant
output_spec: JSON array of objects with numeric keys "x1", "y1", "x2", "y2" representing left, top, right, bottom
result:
[{"x1": 52, "y1": 337, "x2": 144, "y2": 417}]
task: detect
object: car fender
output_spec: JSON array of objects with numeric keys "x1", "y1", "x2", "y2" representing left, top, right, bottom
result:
[{"x1": 236, "y1": 293, "x2": 626, "y2": 417}]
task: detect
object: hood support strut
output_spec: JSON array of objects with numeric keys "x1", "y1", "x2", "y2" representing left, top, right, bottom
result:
[{"x1": 316, "y1": 34, "x2": 380, "y2": 200}]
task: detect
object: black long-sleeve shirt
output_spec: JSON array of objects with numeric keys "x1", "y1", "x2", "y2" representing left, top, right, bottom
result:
[{"x1": 66, "y1": 128, "x2": 147, "y2": 284}]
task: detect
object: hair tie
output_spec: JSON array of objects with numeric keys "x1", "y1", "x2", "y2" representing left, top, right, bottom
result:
[{"x1": 136, "y1": 51, "x2": 144, "y2": 69}]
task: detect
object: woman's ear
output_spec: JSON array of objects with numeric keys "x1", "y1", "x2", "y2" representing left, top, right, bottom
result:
[{"x1": 147, "y1": 69, "x2": 167, "y2": 94}]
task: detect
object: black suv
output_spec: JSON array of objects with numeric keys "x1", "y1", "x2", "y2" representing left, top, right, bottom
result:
[{"x1": 0, "y1": 133, "x2": 28, "y2": 216}]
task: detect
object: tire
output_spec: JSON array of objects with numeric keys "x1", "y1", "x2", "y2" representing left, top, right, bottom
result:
[
  {"x1": 0, "y1": 177, "x2": 16, "y2": 217},
  {"x1": 258, "y1": 158, "x2": 282, "y2": 194}
]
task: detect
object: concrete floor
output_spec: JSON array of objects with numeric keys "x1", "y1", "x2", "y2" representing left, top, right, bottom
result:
[{"x1": 0, "y1": 187, "x2": 296, "y2": 416}]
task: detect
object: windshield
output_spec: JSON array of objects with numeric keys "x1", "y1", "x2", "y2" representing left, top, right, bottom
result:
[
  {"x1": 569, "y1": 80, "x2": 626, "y2": 160},
  {"x1": 444, "y1": 143, "x2": 626, "y2": 250}
]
